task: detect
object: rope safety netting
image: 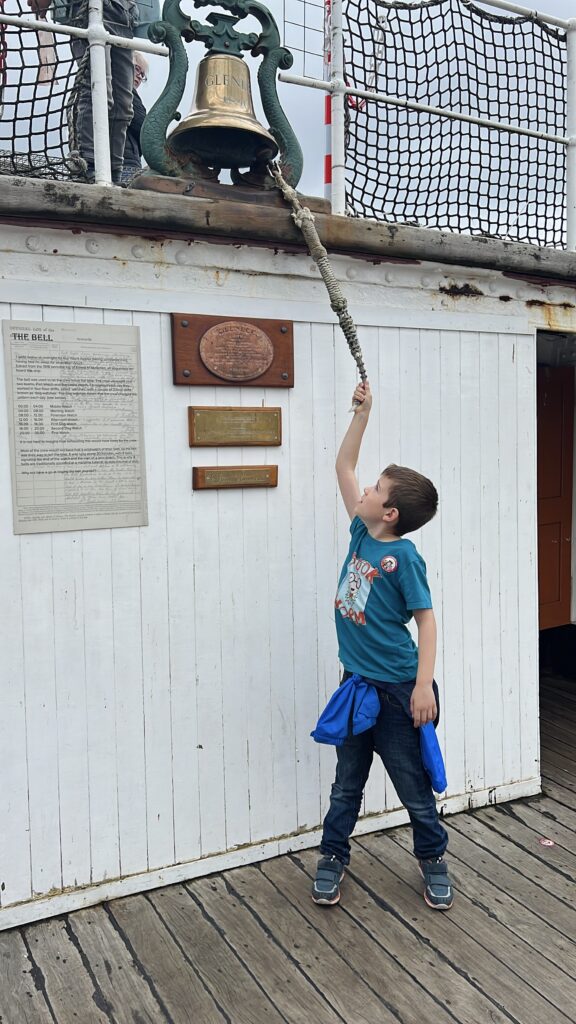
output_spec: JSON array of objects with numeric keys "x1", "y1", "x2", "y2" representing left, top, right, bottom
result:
[
  {"x1": 1, "y1": 0, "x2": 90, "y2": 180},
  {"x1": 342, "y1": 0, "x2": 567, "y2": 247}
]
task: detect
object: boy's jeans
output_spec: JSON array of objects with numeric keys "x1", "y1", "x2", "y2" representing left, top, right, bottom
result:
[{"x1": 320, "y1": 679, "x2": 448, "y2": 865}]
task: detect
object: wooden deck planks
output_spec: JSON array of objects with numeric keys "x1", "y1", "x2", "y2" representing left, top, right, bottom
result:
[
  {"x1": 22, "y1": 917, "x2": 111, "y2": 1024},
  {"x1": 540, "y1": 774, "x2": 576, "y2": 811},
  {"x1": 540, "y1": 716, "x2": 576, "y2": 743},
  {"x1": 450, "y1": 808, "x2": 576, "y2": 908},
  {"x1": 263, "y1": 851, "x2": 460, "y2": 1024},
  {"x1": 0, "y1": 930, "x2": 56, "y2": 1024},
  {"x1": 440, "y1": 821, "x2": 576, "y2": 976},
  {"x1": 107, "y1": 891, "x2": 226, "y2": 1024},
  {"x1": 190, "y1": 873, "x2": 344, "y2": 1024},
  {"x1": 494, "y1": 797, "x2": 576, "y2": 854},
  {"x1": 218, "y1": 863, "x2": 398, "y2": 1024},
  {"x1": 66, "y1": 905, "x2": 169, "y2": 1024},
  {"x1": 448, "y1": 814, "x2": 576, "y2": 941},
  {"x1": 390, "y1": 826, "x2": 576, "y2": 1017},
  {"x1": 474, "y1": 804, "x2": 576, "y2": 878},
  {"x1": 149, "y1": 883, "x2": 286, "y2": 1024},
  {"x1": 356, "y1": 834, "x2": 575, "y2": 1024}
]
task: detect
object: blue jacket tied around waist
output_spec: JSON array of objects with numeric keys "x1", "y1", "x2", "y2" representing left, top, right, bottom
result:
[{"x1": 311, "y1": 674, "x2": 447, "y2": 794}]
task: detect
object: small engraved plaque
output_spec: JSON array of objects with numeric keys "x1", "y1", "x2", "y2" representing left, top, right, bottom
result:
[
  {"x1": 199, "y1": 322, "x2": 274, "y2": 382},
  {"x1": 188, "y1": 407, "x2": 281, "y2": 447},
  {"x1": 193, "y1": 465, "x2": 278, "y2": 490}
]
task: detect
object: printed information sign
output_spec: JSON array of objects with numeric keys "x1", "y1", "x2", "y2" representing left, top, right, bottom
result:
[{"x1": 3, "y1": 320, "x2": 148, "y2": 534}]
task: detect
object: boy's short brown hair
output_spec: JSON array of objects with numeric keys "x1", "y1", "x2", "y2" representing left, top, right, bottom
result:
[{"x1": 382, "y1": 464, "x2": 438, "y2": 536}]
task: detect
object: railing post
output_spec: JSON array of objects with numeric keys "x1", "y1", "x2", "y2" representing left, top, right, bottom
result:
[
  {"x1": 323, "y1": 0, "x2": 332, "y2": 204},
  {"x1": 330, "y1": 0, "x2": 346, "y2": 215},
  {"x1": 566, "y1": 20, "x2": 576, "y2": 250},
  {"x1": 87, "y1": 0, "x2": 112, "y2": 185}
]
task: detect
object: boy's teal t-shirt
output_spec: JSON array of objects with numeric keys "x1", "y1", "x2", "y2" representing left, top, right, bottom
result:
[{"x1": 335, "y1": 516, "x2": 432, "y2": 683}]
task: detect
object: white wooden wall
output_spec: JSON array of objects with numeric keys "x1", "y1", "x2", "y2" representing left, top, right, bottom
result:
[{"x1": 0, "y1": 225, "x2": 543, "y2": 926}]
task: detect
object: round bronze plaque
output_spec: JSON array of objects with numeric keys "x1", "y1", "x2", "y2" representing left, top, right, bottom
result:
[{"x1": 199, "y1": 321, "x2": 274, "y2": 381}]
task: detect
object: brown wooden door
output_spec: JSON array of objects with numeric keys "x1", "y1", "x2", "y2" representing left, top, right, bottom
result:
[{"x1": 537, "y1": 366, "x2": 574, "y2": 630}]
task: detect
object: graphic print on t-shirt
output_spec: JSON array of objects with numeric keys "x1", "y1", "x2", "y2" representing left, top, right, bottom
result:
[{"x1": 335, "y1": 550, "x2": 380, "y2": 626}]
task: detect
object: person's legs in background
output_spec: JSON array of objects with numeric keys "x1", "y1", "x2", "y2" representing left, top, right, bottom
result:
[
  {"x1": 69, "y1": 0, "x2": 134, "y2": 182},
  {"x1": 107, "y1": 33, "x2": 134, "y2": 182}
]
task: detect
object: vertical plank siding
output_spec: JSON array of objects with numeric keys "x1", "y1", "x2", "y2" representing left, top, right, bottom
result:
[{"x1": 0, "y1": 259, "x2": 540, "y2": 920}]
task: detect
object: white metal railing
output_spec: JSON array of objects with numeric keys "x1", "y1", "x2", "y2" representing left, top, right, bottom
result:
[
  {"x1": 280, "y1": 0, "x2": 576, "y2": 250},
  {"x1": 0, "y1": 0, "x2": 167, "y2": 185}
]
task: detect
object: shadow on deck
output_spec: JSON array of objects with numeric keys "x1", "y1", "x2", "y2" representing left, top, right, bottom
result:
[{"x1": 3, "y1": 674, "x2": 576, "y2": 1024}]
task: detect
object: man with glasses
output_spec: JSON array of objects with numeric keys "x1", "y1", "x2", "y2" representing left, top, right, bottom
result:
[{"x1": 121, "y1": 49, "x2": 148, "y2": 184}]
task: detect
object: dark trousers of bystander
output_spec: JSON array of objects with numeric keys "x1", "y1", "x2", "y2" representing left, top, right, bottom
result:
[
  {"x1": 320, "y1": 677, "x2": 448, "y2": 865},
  {"x1": 70, "y1": 0, "x2": 136, "y2": 182}
]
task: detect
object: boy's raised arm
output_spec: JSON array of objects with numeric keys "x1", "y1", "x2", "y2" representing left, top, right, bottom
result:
[{"x1": 335, "y1": 381, "x2": 372, "y2": 519}]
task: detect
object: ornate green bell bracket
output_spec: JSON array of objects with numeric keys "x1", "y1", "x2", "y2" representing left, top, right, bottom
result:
[{"x1": 140, "y1": 0, "x2": 304, "y2": 188}]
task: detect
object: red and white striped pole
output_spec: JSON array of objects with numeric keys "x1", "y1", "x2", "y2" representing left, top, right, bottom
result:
[
  {"x1": 323, "y1": 0, "x2": 332, "y2": 203},
  {"x1": 329, "y1": 0, "x2": 346, "y2": 214}
]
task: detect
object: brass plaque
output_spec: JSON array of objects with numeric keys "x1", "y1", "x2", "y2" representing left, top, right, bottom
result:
[
  {"x1": 193, "y1": 465, "x2": 278, "y2": 490},
  {"x1": 199, "y1": 321, "x2": 274, "y2": 382},
  {"x1": 189, "y1": 407, "x2": 281, "y2": 447}
]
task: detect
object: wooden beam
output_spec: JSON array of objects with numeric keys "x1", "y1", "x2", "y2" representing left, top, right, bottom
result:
[{"x1": 1, "y1": 175, "x2": 576, "y2": 283}]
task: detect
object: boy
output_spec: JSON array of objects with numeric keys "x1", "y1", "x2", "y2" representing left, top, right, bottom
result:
[{"x1": 312, "y1": 380, "x2": 453, "y2": 911}]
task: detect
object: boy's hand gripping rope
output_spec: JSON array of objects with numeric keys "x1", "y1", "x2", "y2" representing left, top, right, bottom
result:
[{"x1": 268, "y1": 163, "x2": 368, "y2": 403}]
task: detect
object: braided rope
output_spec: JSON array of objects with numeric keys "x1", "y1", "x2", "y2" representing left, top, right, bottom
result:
[{"x1": 269, "y1": 162, "x2": 368, "y2": 391}]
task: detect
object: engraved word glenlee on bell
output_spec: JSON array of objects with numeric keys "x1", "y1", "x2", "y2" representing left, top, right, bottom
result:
[
  {"x1": 170, "y1": 52, "x2": 277, "y2": 168},
  {"x1": 139, "y1": 0, "x2": 303, "y2": 190}
]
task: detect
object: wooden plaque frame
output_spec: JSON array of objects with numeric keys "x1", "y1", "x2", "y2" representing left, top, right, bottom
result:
[
  {"x1": 193, "y1": 465, "x2": 278, "y2": 490},
  {"x1": 188, "y1": 407, "x2": 282, "y2": 447},
  {"x1": 171, "y1": 313, "x2": 294, "y2": 388}
]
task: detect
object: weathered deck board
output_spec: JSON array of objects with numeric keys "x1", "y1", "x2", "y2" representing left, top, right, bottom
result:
[
  {"x1": 449, "y1": 814, "x2": 576, "y2": 920},
  {"x1": 389, "y1": 827, "x2": 576, "y2": 1018},
  {"x1": 0, "y1": 930, "x2": 55, "y2": 1024},
  {"x1": 492, "y1": 799, "x2": 576, "y2": 854},
  {"x1": 107, "y1": 891, "x2": 226, "y2": 1024},
  {"x1": 191, "y1": 874, "x2": 344, "y2": 1024},
  {"x1": 539, "y1": 774, "x2": 576, "y2": 811},
  {"x1": 22, "y1": 917, "x2": 110, "y2": 1023},
  {"x1": 66, "y1": 905, "x2": 169, "y2": 1024},
  {"x1": 356, "y1": 835, "x2": 574, "y2": 1024},
  {"x1": 215, "y1": 863, "x2": 397, "y2": 1024},
  {"x1": 438, "y1": 822, "x2": 576, "y2": 975},
  {"x1": 149, "y1": 883, "x2": 285, "y2": 1024},
  {"x1": 3, "y1": 674, "x2": 576, "y2": 1024}
]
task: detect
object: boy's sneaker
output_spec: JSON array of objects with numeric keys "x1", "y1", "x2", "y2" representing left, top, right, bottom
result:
[
  {"x1": 312, "y1": 854, "x2": 345, "y2": 905},
  {"x1": 418, "y1": 857, "x2": 454, "y2": 910}
]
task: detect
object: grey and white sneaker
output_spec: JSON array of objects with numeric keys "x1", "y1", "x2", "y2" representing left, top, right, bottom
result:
[
  {"x1": 419, "y1": 857, "x2": 454, "y2": 910},
  {"x1": 312, "y1": 854, "x2": 345, "y2": 905}
]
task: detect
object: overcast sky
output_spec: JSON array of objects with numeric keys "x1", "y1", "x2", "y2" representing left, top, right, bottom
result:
[{"x1": 137, "y1": 0, "x2": 575, "y2": 199}]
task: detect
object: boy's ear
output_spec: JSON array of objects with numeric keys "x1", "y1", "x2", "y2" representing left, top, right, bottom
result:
[{"x1": 382, "y1": 506, "x2": 399, "y2": 524}]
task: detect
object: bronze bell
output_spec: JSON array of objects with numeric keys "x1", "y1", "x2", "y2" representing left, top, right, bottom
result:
[{"x1": 169, "y1": 53, "x2": 279, "y2": 168}]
